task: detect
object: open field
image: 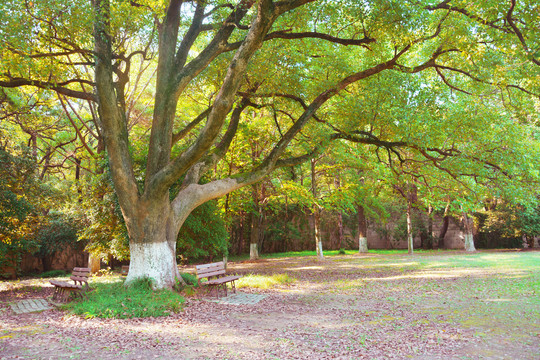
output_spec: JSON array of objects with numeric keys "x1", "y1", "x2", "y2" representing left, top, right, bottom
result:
[{"x1": 1, "y1": 250, "x2": 539, "y2": 359}]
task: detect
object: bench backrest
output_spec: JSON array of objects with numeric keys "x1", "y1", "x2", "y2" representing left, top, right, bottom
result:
[
  {"x1": 195, "y1": 262, "x2": 226, "y2": 281},
  {"x1": 70, "y1": 267, "x2": 90, "y2": 285}
]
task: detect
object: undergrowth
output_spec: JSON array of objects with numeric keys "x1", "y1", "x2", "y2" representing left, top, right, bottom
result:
[{"x1": 65, "y1": 277, "x2": 185, "y2": 319}]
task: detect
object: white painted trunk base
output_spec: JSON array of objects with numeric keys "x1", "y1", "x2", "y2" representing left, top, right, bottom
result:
[
  {"x1": 126, "y1": 241, "x2": 179, "y2": 289},
  {"x1": 316, "y1": 241, "x2": 324, "y2": 258},
  {"x1": 250, "y1": 243, "x2": 259, "y2": 260},
  {"x1": 407, "y1": 234, "x2": 414, "y2": 255},
  {"x1": 358, "y1": 237, "x2": 368, "y2": 253},
  {"x1": 464, "y1": 233, "x2": 476, "y2": 252}
]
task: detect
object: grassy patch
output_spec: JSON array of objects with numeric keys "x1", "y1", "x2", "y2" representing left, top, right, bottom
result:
[
  {"x1": 39, "y1": 270, "x2": 68, "y2": 278},
  {"x1": 65, "y1": 277, "x2": 185, "y2": 319},
  {"x1": 180, "y1": 272, "x2": 199, "y2": 286},
  {"x1": 229, "y1": 249, "x2": 450, "y2": 261},
  {"x1": 236, "y1": 273, "x2": 295, "y2": 289}
]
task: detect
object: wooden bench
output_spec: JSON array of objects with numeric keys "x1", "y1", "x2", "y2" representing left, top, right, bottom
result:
[
  {"x1": 49, "y1": 267, "x2": 91, "y2": 302},
  {"x1": 195, "y1": 261, "x2": 242, "y2": 298}
]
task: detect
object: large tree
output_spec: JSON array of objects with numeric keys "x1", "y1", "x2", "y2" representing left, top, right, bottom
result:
[{"x1": 1, "y1": 0, "x2": 538, "y2": 288}]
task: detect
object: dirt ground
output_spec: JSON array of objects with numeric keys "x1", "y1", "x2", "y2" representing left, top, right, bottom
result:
[{"x1": 1, "y1": 252, "x2": 538, "y2": 359}]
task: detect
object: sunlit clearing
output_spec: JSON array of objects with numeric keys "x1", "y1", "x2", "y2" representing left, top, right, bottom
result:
[
  {"x1": 362, "y1": 268, "x2": 526, "y2": 282},
  {"x1": 293, "y1": 266, "x2": 325, "y2": 271},
  {"x1": 236, "y1": 273, "x2": 295, "y2": 289}
]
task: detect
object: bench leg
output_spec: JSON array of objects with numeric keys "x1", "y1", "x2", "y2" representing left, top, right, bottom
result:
[
  {"x1": 53, "y1": 287, "x2": 69, "y2": 302},
  {"x1": 52, "y1": 287, "x2": 60, "y2": 301}
]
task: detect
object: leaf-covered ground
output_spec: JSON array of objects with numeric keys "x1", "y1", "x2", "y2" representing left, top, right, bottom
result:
[{"x1": 1, "y1": 250, "x2": 538, "y2": 359}]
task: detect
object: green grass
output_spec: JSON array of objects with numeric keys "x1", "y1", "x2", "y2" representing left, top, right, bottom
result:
[
  {"x1": 229, "y1": 249, "x2": 360, "y2": 261},
  {"x1": 180, "y1": 272, "x2": 199, "y2": 286},
  {"x1": 39, "y1": 270, "x2": 68, "y2": 278},
  {"x1": 236, "y1": 273, "x2": 295, "y2": 289},
  {"x1": 228, "y1": 248, "x2": 457, "y2": 262},
  {"x1": 64, "y1": 277, "x2": 185, "y2": 319}
]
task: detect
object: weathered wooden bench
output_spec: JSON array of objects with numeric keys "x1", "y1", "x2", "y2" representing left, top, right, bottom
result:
[
  {"x1": 49, "y1": 267, "x2": 91, "y2": 302},
  {"x1": 195, "y1": 261, "x2": 242, "y2": 298}
]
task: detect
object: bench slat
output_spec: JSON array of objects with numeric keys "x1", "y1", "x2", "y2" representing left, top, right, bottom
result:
[
  {"x1": 206, "y1": 275, "x2": 241, "y2": 285},
  {"x1": 195, "y1": 262, "x2": 225, "y2": 271},
  {"x1": 197, "y1": 269, "x2": 226, "y2": 279}
]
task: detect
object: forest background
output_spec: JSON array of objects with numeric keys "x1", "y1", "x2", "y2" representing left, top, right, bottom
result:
[{"x1": 0, "y1": 0, "x2": 539, "y2": 285}]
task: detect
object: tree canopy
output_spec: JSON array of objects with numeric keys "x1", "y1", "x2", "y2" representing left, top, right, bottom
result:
[{"x1": 1, "y1": 0, "x2": 538, "y2": 287}]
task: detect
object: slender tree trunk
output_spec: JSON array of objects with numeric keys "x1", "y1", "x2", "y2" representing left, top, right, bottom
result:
[
  {"x1": 333, "y1": 174, "x2": 344, "y2": 250},
  {"x1": 427, "y1": 204, "x2": 434, "y2": 249},
  {"x1": 75, "y1": 157, "x2": 83, "y2": 203},
  {"x1": 358, "y1": 205, "x2": 368, "y2": 253},
  {"x1": 462, "y1": 213, "x2": 476, "y2": 252},
  {"x1": 311, "y1": 159, "x2": 323, "y2": 259},
  {"x1": 250, "y1": 209, "x2": 259, "y2": 260},
  {"x1": 407, "y1": 197, "x2": 414, "y2": 255},
  {"x1": 314, "y1": 206, "x2": 324, "y2": 258},
  {"x1": 522, "y1": 235, "x2": 529, "y2": 249},
  {"x1": 39, "y1": 148, "x2": 51, "y2": 180},
  {"x1": 337, "y1": 211, "x2": 344, "y2": 249},
  {"x1": 41, "y1": 256, "x2": 52, "y2": 272},
  {"x1": 438, "y1": 203, "x2": 451, "y2": 249},
  {"x1": 533, "y1": 236, "x2": 539, "y2": 248},
  {"x1": 239, "y1": 214, "x2": 245, "y2": 255}
]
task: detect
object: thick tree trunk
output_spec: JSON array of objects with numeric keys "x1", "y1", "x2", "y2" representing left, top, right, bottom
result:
[
  {"x1": 358, "y1": 205, "x2": 368, "y2": 253},
  {"x1": 128, "y1": 240, "x2": 179, "y2": 288},
  {"x1": 124, "y1": 195, "x2": 181, "y2": 289}
]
